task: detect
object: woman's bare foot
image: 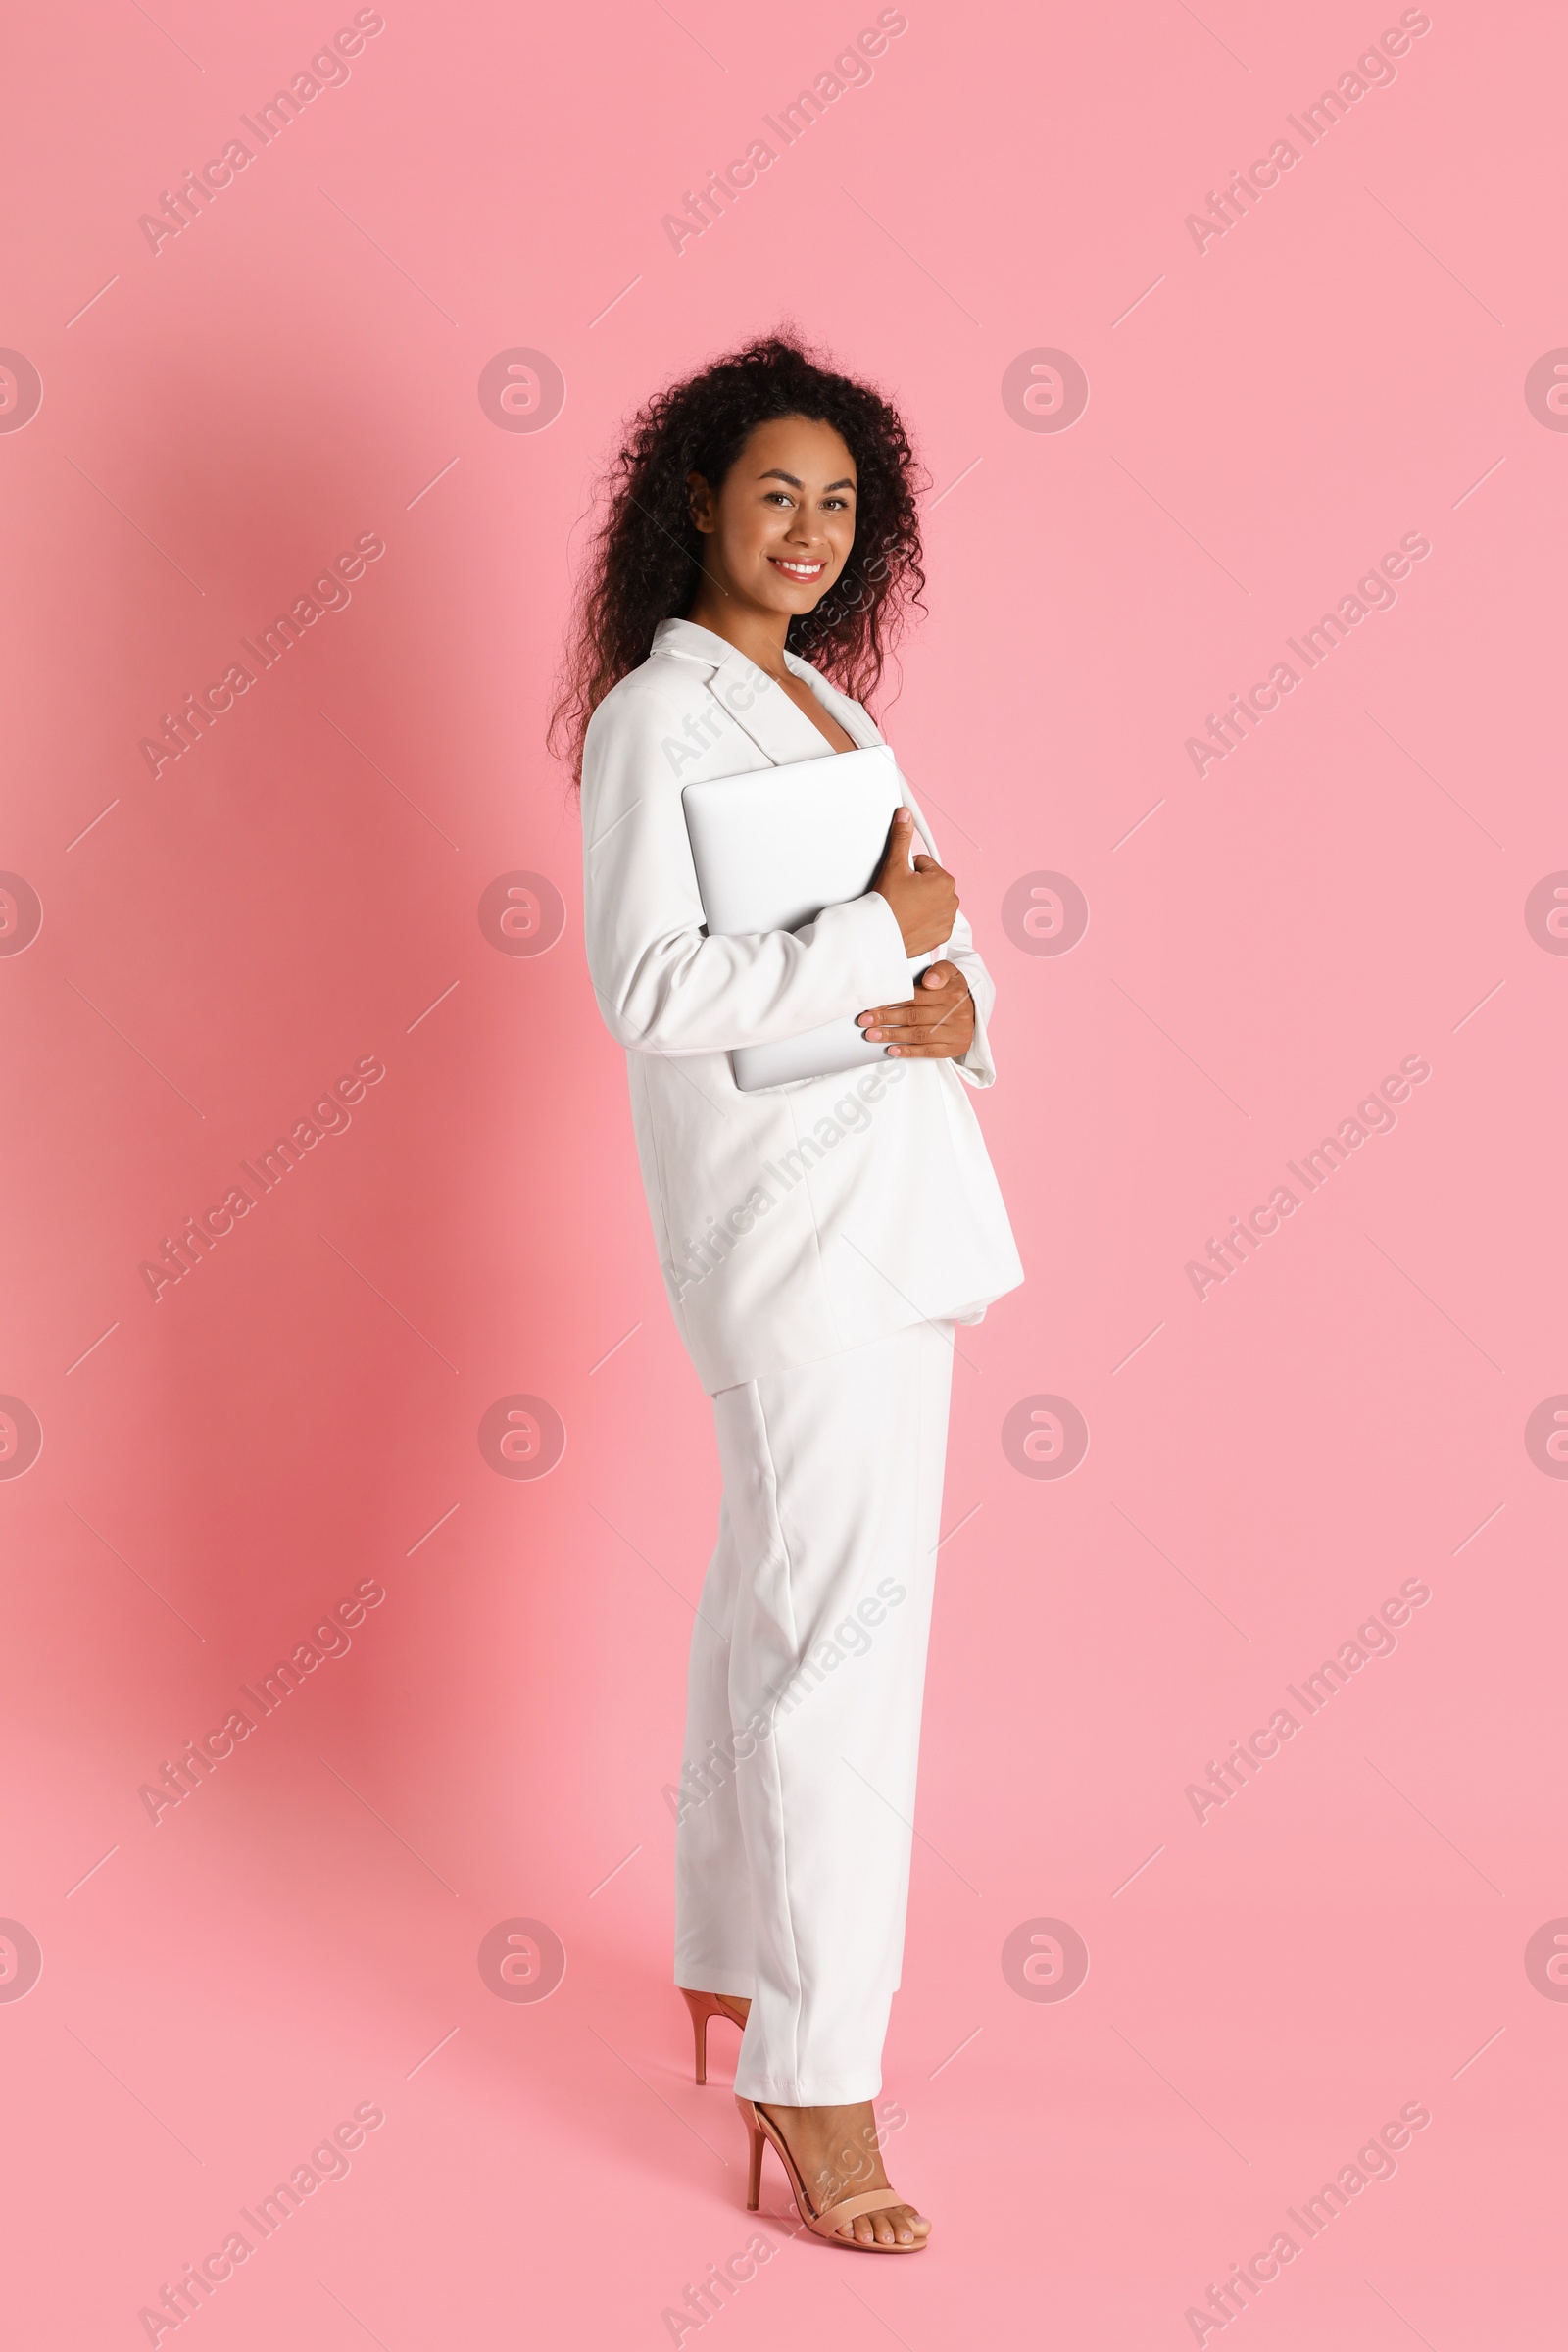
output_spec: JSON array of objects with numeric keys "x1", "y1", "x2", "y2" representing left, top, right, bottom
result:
[
  {"x1": 705, "y1": 1999, "x2": 927, "y2": 2245},
  {"x1": 756, "y1": 2098, "x2": 929, "y2": 2247}
]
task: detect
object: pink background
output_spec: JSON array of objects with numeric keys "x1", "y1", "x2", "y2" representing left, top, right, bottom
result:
[{"x1": 2, "y1": 1, "x2": 1564, "y2": 2343}]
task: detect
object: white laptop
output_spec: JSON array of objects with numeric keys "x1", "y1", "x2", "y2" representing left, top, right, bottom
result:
[{"x1": 682, "y1": 744, "x2": 948, "y2": 1092}]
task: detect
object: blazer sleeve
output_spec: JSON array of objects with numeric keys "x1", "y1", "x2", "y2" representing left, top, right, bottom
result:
[
  {"x1": 580, "y1": 685, "x2": 913, "y2": 1057},
  {"x1": 897, "y1": 781, "x2": 1001, "y2": 1089}
]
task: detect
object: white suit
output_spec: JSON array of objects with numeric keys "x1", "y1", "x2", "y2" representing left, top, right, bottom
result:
[
  {"x1": 580, "y1": 615, "x2": 1022, "y2": 2101},
  {"x1": 579, "y1": 617, "x2": 1023, "y2": 1396}
]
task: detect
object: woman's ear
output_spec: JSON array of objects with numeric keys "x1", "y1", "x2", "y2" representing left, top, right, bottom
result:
[{"x1": 686, "y1": 470, "x2": 716, "y2": 535}]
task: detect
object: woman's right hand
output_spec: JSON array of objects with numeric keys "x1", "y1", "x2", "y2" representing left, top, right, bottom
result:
[{"x1": 870, "y1": 807, "x2": 959, "y2": 956}]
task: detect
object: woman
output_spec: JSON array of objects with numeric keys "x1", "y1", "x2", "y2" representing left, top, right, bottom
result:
[{"x1": 552, "y1": 332, "x2": 1023, "y2": 2251}]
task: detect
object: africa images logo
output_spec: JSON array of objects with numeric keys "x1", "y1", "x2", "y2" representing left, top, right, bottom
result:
[
  {"x1": 0, "y1": 350, "x2": 43, "y2": 432},
  {"x1": 661, "y1": 12, "x2": 909, "y2": 255}
]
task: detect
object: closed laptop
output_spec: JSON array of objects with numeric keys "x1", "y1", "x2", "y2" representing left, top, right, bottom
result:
[{"x1": 682, "y1": 745, "x2": 945, "y2": 1092}]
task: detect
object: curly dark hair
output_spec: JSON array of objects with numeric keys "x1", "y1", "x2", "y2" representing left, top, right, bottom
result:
[{"x1": 549, "y1": 328, "x2": 927, "y2": 785}]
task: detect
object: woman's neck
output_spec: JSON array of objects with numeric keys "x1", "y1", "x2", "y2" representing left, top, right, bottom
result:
[{"x1": 683, "y1": 590, "x2": 793, "y2": 680}]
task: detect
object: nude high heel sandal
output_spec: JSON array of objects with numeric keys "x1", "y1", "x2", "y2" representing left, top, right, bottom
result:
[
  {"x1": 678, "y1": 1988, "x2": 749, "y2": 2085},
  {"x1": 735, "y1": 2095, "x2": 928, "y2": 2252}
]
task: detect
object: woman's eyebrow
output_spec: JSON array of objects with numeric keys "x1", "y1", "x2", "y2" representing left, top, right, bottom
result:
[{"x1": 756, "y1": 468, "x2": 857, "y2": 492}]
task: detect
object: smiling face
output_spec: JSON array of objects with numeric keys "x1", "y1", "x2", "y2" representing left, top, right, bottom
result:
[{"x1": 687, "y1": 414, "x2": 858, "y2": 622}]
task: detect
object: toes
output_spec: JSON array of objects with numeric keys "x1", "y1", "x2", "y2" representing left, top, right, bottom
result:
[{"x1": 836, "y1": 2201, "x2": 929, "y2": 2247}]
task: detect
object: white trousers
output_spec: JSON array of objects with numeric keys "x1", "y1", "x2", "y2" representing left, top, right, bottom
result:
[{"x1": 673, "y1": 1317, "x2": 956, "y2": 2105}]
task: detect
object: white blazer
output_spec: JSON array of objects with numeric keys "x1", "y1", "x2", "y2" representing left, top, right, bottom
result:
[{"x1": 580, "y1": 616, "x2": 1024, "y2": 1394}]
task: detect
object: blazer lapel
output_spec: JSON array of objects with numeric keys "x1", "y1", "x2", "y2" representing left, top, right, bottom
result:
[
  {"x1": 650, "y1": 616, "x2": 883, "y2": 765},
  {"x1": 783, "y1": 652, "x2": 884, "y2": 749},
  {"x1": 703, "y1": 642, "x2": 834, "y2": 766}
]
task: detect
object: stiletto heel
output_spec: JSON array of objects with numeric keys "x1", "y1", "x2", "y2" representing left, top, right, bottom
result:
[
  {"x1": 743, "y1": 2105, "x2": 764, "y2": 2211},
  {"x1": 677, "y1": 1987, "x2": 749, "y2": 2086},
  {"x1": 733, "y1": 2095, "x2": 928, "y2": 2252}
]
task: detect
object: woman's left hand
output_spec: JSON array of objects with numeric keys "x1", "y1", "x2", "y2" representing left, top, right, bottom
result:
[{"x1": 856, "y1": 961, "x2": 975, "y2": 1059}]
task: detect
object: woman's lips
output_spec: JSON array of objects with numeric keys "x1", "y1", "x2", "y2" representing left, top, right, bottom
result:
[{"x1": 769, "y1": 556, "x2": 826, "y2": 579}]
